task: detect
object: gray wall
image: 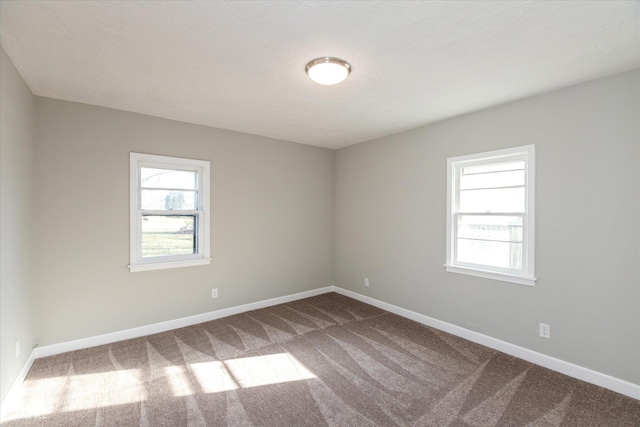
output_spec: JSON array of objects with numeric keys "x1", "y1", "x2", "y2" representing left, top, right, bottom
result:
[
  {"x1": 33, "y1": 98, "x2": 334, "y2": 346},
  {"x1": 0, "y1": 47, "x2": 35, "y2": 402},
  {"x1": 334, "y1": 70, "x2": 640, "y2": 384}
]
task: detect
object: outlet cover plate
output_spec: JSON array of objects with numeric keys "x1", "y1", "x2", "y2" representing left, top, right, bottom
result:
[{"x1": 539, "y1": 323, "x2": 550, "y2": 339}]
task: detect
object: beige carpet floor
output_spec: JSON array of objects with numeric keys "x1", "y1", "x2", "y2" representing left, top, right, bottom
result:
[{"x1": 2, "y1": 292, "x2": 640, "y2": 426}]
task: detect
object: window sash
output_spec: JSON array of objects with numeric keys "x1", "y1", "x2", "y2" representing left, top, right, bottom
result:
[
  {"x1": 138, "y1": 212, "x2": 201, "y2": 260},
  {"x1": 136, "y1": 165, "x2": 203, "y2": 262},
  {"x1": 453, "y1": 212, "x2": 528, "y2": 274}
]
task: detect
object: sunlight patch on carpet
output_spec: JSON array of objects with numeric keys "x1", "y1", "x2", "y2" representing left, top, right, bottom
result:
[
  {"x1": 189, "y1": 360, "x2": 238, "y2": 394},
  {"x1": 224, "y1": 352, "x2": 316, "y2": 388},
  {"x1": 165, "y1": 365, "x2": 195, "y2": 397},
  {"x1": 3, "y1": 368, "x2": 145, "y2": 421},
  {"x1": 185, "y1": 353, "x2": 316, "y2": 395}
]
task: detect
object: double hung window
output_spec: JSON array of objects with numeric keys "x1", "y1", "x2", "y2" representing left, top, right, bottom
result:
[
  {"x1": 446, "y1": 145, "x2": 535, "y2": 285},
  {"x1": 130, "y1": 153, "x2": 210, "y2": 272}
]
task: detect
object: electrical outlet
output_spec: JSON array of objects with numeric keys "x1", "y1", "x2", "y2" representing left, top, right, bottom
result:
[
  {"x1": 212, "y1": 288, "x2": 218, "y2": 298},
  {"x1": 364, "y1": 278, "x2": 369, "y2": 287},
  {"x1": 539, "y1": 323, "x2": 550, "y2": 339},
  {"x1": 16, "y1": 339, "x2": 20, "y2": 358}
]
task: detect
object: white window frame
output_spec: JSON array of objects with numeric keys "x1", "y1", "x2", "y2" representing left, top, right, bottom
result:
[
  {"x1": 445, "y1": 145, "x2": 536, "y2": 286},
  {"x1": 129, "y1": 152, "x2": 211, "y2": 272}
]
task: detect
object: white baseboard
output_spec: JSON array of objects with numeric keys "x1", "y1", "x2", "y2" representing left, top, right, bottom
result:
[
  {"x1": 0, "y1": 353, "x2": 35, "y2": 421},
  {"x1": 4, "y1": 284, "x2": 638, "y2": 415},
  {"x1": 332, "y1": 286, "x2": 640, "y2": 401},
  {"x1": 32, "y1": 286, "x2": 334, "y2": 359}
]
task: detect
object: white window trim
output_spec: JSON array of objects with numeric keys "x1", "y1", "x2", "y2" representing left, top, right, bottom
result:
[
  {"x1": 129, "y1": 152, "x2": 211, "y2": 272},
  {"x1": 445, "y1": 145, "x2": 536, "y2": 286}
]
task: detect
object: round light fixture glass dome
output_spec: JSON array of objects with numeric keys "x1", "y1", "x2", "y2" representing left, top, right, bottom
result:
[{"x1": 305, "y1": 57, "x2": 351, "y2": 85}]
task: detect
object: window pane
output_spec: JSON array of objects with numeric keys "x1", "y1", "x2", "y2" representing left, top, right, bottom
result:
[
  {"x1": 141, "y1": 168, "x2": 197, "y2": 190},
  {"x1": 459, "y1": 187, "x2": 524, "y2": 213},
  {"x1": 457, "y1": 215, "x2": 523, "y2": 242},
  {"x1": 141, "y1": 215, "x2": 196, "y2": 258},
  {"x1": 141, "y1": 190, "x2": 196, "y2": 210},
  {"x1": 460, "y1": 169, "x2": 524, "y2": 190},
  {"x1": 456, "y1": 239, "x2": 523, "y2": 270},
  {"x1": 461, "y1": 160, "x2": 524, "y2": 176}
]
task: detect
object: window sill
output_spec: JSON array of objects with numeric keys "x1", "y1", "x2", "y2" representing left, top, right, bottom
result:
[
  {"x1": 129, "y1": 258, "x2": 211, "y2": 272},
  {"x1": 444, "y1": 264, "x2": 536, "y2": 286}
]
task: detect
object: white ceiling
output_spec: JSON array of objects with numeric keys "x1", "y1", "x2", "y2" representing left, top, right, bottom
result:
[{"x1": 1, "y1": 1, "x2": 638, "y2": 149}]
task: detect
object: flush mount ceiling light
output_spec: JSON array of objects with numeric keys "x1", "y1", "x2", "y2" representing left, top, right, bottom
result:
[{"x1": 305, "y1": 57, "x2": 351, "y2": 85}]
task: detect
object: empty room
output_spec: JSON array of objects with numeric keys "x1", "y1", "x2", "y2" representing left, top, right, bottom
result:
[{"x1": 1, "y1": 1, "x2": 639, "y2": 425}]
